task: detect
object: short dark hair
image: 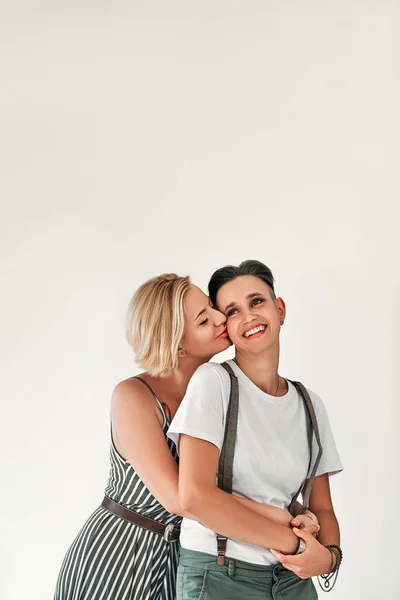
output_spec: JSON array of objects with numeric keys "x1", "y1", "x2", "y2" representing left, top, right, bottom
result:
[{"x1": 208, "y1": 260, "x2": 276, "y2": 308}]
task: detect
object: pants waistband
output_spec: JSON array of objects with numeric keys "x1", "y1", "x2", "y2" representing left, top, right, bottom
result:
[{"x1": 179, "y1": 548, "x2": 293, "y2": 580}]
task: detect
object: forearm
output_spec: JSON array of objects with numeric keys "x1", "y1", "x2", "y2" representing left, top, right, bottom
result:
[
  {"x1": 314, "y1": 508, "x2": 340, "y2": 546},
  {"x1": 234, "y1": 496, "x2": 292, "y2": 527},
  {"x1": 183, "y1": 486, "x2": 299, "y2": 554}
]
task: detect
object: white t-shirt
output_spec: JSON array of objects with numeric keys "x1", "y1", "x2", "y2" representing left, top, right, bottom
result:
[{"x1": 167, "y1": 359, "x2": 343, "y2": 566}]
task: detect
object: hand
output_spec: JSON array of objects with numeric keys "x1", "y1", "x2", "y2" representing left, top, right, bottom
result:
[
  {"x1": 271, "y1": 528, "x2": 333, "y2": 579},
  {"x1": 290, "y1": 510, "x2": 320, "y2": 538}
]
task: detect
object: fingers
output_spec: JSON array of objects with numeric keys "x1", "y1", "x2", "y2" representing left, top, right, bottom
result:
[
  {"x1": 271, "y1": 554, "x2": 302, "y2": 576},
  {"x1": 281, "y1": 564, "x2": 297, "y2": 574},
  {"x1": 270, "y1": 549, "x2": 297, "y2": 569},
  {"x1": 292, "y1": 515, "x2": 320, "y2": 532},
  {"x1": 291, "y1": 515, "x2": 308, "y2": 527},
  {"x1": 304, "y1": 510, "x2": 318, "y2": 524},
  {"x1": 270, "y1": 548, "x2": 306, "y2": 567},
  {"x1": 285, "y1": 564, "x2": 307, "y2": 578},
  {"x1": 274, "y1": 556, "x2": 307, "y2": 578},
  {"x1": 292, "y1": 527, "x2": 314, "y2": 542},
  {"x1": 270, "y1": 549, "x2": 285, "y2": 562},
  {"x1": 301, "y1": 526, "x2": 316, "y2": 536},
  {"x1": 298, "y1": 524, "x2": 320, "y2": 536}
]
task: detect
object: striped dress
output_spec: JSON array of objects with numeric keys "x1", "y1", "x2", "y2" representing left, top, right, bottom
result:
[{"x1": 54, "y1": 388, "x2": 181, "y2": 600}]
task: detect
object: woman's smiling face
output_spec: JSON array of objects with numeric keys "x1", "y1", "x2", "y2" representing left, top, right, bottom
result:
[{"x1": 215, "y1": 275, "x2": 286, "y2": 355}]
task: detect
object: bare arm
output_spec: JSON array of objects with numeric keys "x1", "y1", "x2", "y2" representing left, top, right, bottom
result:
[
  {"x1": 307, "y1": 473, "x2": 340, "y2": 546},
  {"x1": 235, "y1": 497, "x2": 292, "y2": 526},
  {"x1": 178, "y1": 434, "x2": 300, "y2": 554},
  {"x1": 111, "y1": 379, "x2": 295, "y2": 524},
  {"x1": 271, "y1": 474, "x2": 340, "y2": 577},
  {"x1": 111, "y1": 379, "x2": 186, "y2": 516}
]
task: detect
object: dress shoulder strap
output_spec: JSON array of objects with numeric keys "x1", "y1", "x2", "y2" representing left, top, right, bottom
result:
[{"x1": 132, "y1": 376, "x2": 171, "y2": 424}]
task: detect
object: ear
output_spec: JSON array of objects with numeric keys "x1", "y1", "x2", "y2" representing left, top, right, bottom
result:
[
  {"x1": 178, "y1": 347, "x2": 187, "y2": 358},
  {"x1": 276, "y1": 297, "x2": 286, "y2": 324}
]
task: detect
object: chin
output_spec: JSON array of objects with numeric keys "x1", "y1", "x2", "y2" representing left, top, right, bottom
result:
[
  {"x1": 240, "y1": 339, "x2": 273, "y2": 354},
  {"x1": 215, "y1": 339, "x2": 231, "y2": 353}
]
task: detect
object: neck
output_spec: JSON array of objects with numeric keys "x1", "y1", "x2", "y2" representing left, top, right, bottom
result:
[
  {"x1": 234, "y1": 341, "x2": 284, "y2": 396},
  {"x1": 145, "y1": 355, "x2": 208, "y2": 403}
]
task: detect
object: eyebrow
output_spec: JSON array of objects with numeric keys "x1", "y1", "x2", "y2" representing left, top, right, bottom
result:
[
  {"x1": 195, "y1": 308, "x2": 207, "y2": 321},
  {"x1": 224, "y1": 293, "x2": 264, "y2": 312}
]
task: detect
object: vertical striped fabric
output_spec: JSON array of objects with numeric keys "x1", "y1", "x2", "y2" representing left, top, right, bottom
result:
[{"x1": 54, "y1": 406, "x2": 181, "y2": 600}]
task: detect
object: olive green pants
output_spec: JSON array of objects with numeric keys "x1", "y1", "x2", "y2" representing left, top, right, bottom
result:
[{"x1": 177, "y1": 549, "x2": 317, "y2": 600}]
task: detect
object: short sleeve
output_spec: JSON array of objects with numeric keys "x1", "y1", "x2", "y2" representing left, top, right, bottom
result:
[
  {"x1": 308, "y1": 391, "x2": 343, "y2": 478},
  {"x1": 167, "y1": 363, "x2": 227, "y2": 452}
]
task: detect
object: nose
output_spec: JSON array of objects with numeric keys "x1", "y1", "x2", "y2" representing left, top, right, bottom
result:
[
  {"x1": 243, "y1": 306, "x2": 257, "y2": 324},
  {"x1": 211, "y1": 307, "x2": 226, "y2": 326}
]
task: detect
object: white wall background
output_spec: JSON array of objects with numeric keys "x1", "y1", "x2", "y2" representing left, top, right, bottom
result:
[{"x1": 1, "y1": 1, "x2": 399, "y2": 599}]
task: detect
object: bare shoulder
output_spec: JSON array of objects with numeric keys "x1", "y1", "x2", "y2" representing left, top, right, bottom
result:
[
  {"x1": 112, "y1": 377, "x2": 157, "y2": 415},
  {"x1": 111, "y1": 377, "x2": 175, "y2": 476}
]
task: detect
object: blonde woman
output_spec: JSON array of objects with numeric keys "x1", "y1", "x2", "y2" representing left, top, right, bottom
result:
[{"x1": 54, "y1": 273, "x2": 319, "y2": 600}]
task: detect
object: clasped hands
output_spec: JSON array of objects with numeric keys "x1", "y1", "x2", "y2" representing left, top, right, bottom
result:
[{"x1": 271, "y1": 510, "x2": 333, "y2": 579}]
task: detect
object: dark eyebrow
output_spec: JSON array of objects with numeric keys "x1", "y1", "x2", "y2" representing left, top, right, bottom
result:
[
  {"x1": 224, "y1": 301, "x2": 236, "y2": 312},
  {"x1": 224, "y1": 293, "x2": 264, "y2": 312},
  {"x1": 195, "y1": 308, "x2": 207, "y2": 321}
]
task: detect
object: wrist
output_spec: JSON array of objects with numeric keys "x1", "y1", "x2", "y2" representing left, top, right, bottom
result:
[
  {"x1": 280, "y1": 510, "x2": 292, "y2": 527},
  {"x1": 325, "y1": 544, "x2": 342, "y2": 572},
  {"x1": 322, "y1": 546, "x2": 334, "y2": 573}
]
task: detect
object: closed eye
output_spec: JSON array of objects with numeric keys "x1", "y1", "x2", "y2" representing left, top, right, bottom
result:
[{"x1": 199, "y1": 318, "x2": 209, "y2": 326}]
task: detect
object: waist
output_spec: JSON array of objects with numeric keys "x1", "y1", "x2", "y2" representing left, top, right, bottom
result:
[
  {"x1": 101, "y1": 496, "x2": 180, "y2": 542},
  {"x1": 180, "y1": 518, "x2": 278, "y2": 566},
  {"x1": 179, "y1": 548, "x2": 293, "y2": 580}
]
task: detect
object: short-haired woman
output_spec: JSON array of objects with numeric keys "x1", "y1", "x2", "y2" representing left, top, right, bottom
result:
[{"x1": 168, "y1": 261, "x2": 343, "y2": 600}]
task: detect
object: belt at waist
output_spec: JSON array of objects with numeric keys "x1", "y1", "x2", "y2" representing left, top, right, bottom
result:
[{"x1": 101, "y1": 496, "x2": 180, "y2": 542}]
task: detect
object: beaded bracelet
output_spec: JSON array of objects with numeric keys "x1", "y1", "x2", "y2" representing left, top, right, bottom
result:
[
  {"x1": 327, "y1": 544, "x2": 343, "y2": 570},
  {"x1": 317, "y1": 544, "x2": 343, "y2": 592}
]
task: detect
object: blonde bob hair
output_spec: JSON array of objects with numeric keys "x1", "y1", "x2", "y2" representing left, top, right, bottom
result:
[{"x1": 126, "y1": 273, "x2": 191, "y2": 377}]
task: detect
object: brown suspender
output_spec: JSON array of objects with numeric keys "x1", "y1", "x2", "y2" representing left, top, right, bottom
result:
[
  {"x1": 216, "y1": 362, "x2": 239, "y2": 565},
  {"x1": 216, "y1": 362, "x2": 323, "y2": 566},
  {"x1": 288, "y1": 380, "x2": 324, "y2": 515}
]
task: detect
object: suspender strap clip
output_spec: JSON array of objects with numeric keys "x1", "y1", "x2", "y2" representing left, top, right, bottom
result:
[{"x1": 216, "y1": 535, "x2": 228, "y2": 566}]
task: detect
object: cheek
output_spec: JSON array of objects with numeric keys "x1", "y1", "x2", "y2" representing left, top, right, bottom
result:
[
  {"x1": 186, "y1": 327, "x2": 214, "y2": 353},
  {"x1": 226, "y1": 320, "x2": 240, "y2": 340}
]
